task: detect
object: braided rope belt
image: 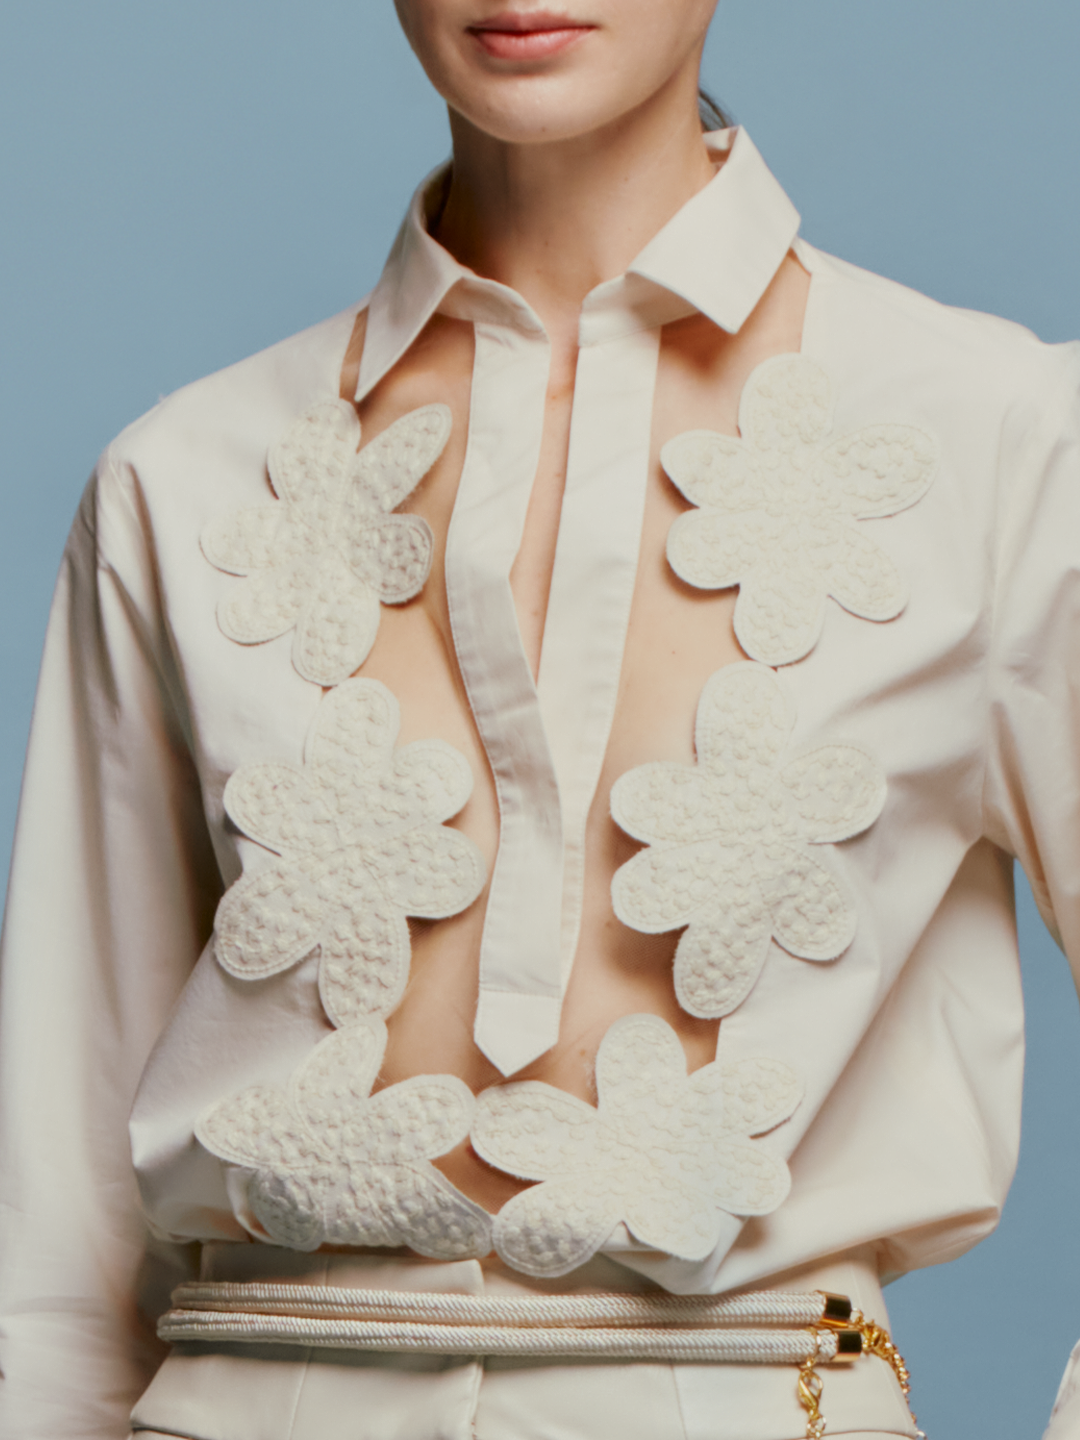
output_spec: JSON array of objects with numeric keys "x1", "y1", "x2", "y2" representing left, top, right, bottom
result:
[{"x1": 158, "y1": 1283, "x2": 918, "y2": 1440}]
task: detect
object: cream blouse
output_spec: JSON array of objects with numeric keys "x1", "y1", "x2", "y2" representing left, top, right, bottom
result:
[{"x1": 2, "y1": 127, "x2": 1080, "y2": 1437}]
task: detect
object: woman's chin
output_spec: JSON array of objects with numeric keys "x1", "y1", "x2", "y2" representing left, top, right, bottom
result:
[{"x1": 447, "y1": 82, "x2": 652, "y2": 148}]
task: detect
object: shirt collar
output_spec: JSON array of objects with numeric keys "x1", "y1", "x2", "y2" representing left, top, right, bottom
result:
[{"x1": 356, "y1": 127, "x2": 800, "y2": 401}]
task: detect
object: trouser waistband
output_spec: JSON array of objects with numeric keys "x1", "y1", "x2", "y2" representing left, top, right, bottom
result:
[{"x1": 159, "y1": 1249, "x2": 920, "y2": 1439}]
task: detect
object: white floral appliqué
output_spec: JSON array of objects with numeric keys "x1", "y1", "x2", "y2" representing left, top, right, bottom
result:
[
  {"x1": 664, "y1": 354, "x2": 938, "y2": 666},
  {"x1": 214, "y1": 677, "x2": 486, "y2": 1027},
  {"x1": 197, "y1": 1019, "x2": 492, "y2": 1260},
  {"x1": 202, "y1": 399, "x2": 451, "y2": 686},
  {"x1": 472, "y1": 1014, "x2": 801, "y2": 1278},
  {"x1": 610, "y1": 663, "x2": 885, "y2": 1020}
]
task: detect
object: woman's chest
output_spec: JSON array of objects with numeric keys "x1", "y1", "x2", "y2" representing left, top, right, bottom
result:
[{"x1": 160, "y1": 285, "x2": 991, "y2": 1112}]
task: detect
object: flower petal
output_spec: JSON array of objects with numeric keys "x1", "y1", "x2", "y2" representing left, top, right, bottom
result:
[
  {"x1": 250, "y1": 1169, "x2": 327, "y2": 1250},
  {"x1": 363, "y1": 1164, "x2": 493, "y2": 1261},
  {"x1": 305, "y1": 677, "x2": 400, "y2": 778},
  {"x1": 761, "y1": 842, "x2": 857, "y2": 961},
  {"x1": 690, "y1": 1056, "x2": 803, "y2": 1137},
  {"x1": 316, "y1": 865, "x2": 412, "y2": 1025},
  {"x1": 318, "y1": 1165, "x2": 397, "y2": 1250},
  {"x1": 814, "y1": 521, "x2": 908, "y2": 622},
  {"x1": 363, "y1": 1074, "x2": 475, "y2": 1164},
  {"x1": 596, "y1": 1014, "x2": 688, "y2": 1121},
  {"x1": 196, "y1": 1086, "x2": 321, "y2": 1172},
  {"x1": 290, "y1": 1022, "x2": 386, "y2": 1138},
  {"x1": 492, "y1": 1178, "x2": 620, "y2": 1278},
  {"x1": 611, "y1": 840, "x2": 724, "y2": 934},
  {"x1": 732, "y1": 559, "x2": 828, "y2": 667},
  {"x1": 367, "y1": 828, "x2": 486, "y2": 920},
  {"x1": 780, "y1": 743, "x2": 886, "y2": 844},
  {"x1": 673, "y1": 886, "x2": 772, "y2": 1020},
  {"x1": 738, "y1": 354, "x2": 832, "y2": 463},
  {"x1": 292, "y1": 548, "x2": 381, "y2": 686},
  {"x1": 660, "y1": 430, "x2": 759, "y2": 512},
  {"x1": 268, "y1": 399, "x2": 361, "y2": 522},
  {"x1": 667, "y1": 509, "x2": 778, "y2": 592},
  {"x1": 224, "y1": 761, "x2": 335, "y2": 858},
  {"x1": 472, "y1": 1082, "x2": 597, "y2": 1181},
  {"x1": 814, "y1": 423, "x2": 937, "y2": 520},
  {"x1": 623, "y1": 1175, "x2": 721, "y2": 1262},
  {"x1": 337, "y1": 740, "x2": 475, "y2": 841},
  {"x1": 214, "y1": 860, "x2": 323, "y2": 979},
  {"x1": 346, "y1": 403, "x2": 453, "y2": 515},
  {"x1": 396, "y1": 741, "x2": 476, "y2": 821},
  {"x1": 610, "y1": 761, "x2": 710, "y2": 847},
  {"x1": 217, "y1": 559, "x2": 312, "y2": 645},
  {"x1": 695, "y1": 662, "x2": 795, "y2": 771},
  {"x1": 709, "y1": 1138, "x2": 792, "y2": 1215},
  {"x1": 343, "y1": 514, "x2": 434, "y2": 603},
  {"x1": 201, "y1": 503, "x2": 282, "y2": 575}
]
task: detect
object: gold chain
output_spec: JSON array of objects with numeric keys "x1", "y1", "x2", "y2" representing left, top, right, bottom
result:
[
  {"x1": 798, "y1": 1300, "x2": 922, "y2": 1440},
  {"x1": 849, "y1": 1309, "x2": 921, "y2": 1436},
  {"x1": 797, "y1": 1331, "x2": 827, "y2": 1440},
  {"x1": 850, "y1": 1311, "x2": 914, "y2": 1398}
]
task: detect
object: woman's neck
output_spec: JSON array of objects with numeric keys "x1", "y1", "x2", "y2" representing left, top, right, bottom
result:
[{"x1": 434, "y1": 66, "x2": 716, "y2": 347}]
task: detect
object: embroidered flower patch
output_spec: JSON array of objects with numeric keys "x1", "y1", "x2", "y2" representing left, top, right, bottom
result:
[
  {"x1": 472, "y1": 1013, "x2": 800, "y2": 1277},
  {"x1": 202, "y1": 399, "x2": 451, "y2": 686},
  {"x1": 664, "y1": 354, "x2": 937, "y2": 666},
  {"x1": 214, "y1": 677, "x2": 486, "y2": 1027},
  {"x1": 197, "y1": 1019, "x2": 492, "y2": 1259},
  {"x1": 610, "y1": 663, "x2": 885, "y2": 1019}
]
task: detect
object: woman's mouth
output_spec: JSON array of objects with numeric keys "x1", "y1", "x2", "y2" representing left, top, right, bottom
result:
[{"x1": 467, "y1": 11, "x2": 596, "y2": 62}]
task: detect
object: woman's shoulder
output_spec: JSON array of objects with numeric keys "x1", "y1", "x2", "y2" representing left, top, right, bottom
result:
[
  {"x1": 100, "y1": 298, "x2": 368, "y2": 485},
  {"x1": 800, "y1": 238, "x2": 1079, "y2": 399},
  {"x1": 78, "y1": 299, "x2": 369, "y2": 577}
]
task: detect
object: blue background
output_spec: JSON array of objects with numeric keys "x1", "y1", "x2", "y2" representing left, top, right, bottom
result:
[{"x1": 2, "y1": 2, "x2": 1079, "y2": 1433}]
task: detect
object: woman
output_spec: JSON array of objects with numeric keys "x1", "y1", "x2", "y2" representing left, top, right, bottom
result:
[{"x1": 1, "y1": 2, "x2": 1078, "y2": 1437}]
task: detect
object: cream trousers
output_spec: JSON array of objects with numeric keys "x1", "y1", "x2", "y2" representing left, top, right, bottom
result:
[{"x1": 129, "y1": 1245, "x2": 918, "y2": 1440}]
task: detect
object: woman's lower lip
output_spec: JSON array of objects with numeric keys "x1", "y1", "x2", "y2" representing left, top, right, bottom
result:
[{"x1": 468, "y1": 26, "x2": 593, "y2": 61}]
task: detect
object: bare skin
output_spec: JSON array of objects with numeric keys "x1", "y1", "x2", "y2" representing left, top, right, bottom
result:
[{"x1": 328, "y1": 1, "x2": 810, "y2": 1213}]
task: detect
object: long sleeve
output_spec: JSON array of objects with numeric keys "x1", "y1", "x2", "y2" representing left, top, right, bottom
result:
[
  {"x1": 0, "y1": 455, "x2": 222, "y2": 1438},
  {"x1": 982, "y1": 345, "x2": 1080, "y2": 961},
  {"x1": 981, "y1": 342, "x2": 1080, "y2": 1439}
]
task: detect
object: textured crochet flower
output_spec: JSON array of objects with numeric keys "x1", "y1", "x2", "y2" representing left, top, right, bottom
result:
[
  {"x1": 472, "y1": 1013, "x2": 801, "y2": 1278},
  {"x1": 664, "y1": 353, "x2": 937, "y2": 666},
  {"x1": 202, "y1": 398, "x2": 451, "y2": 686},
  {"x1": 197, "y1": 1019, "x2": 492, "y2": 1260},
  {"x1": 214, "y1": 677, "x2": 486, "y2": 1027},
  {"x1": 610, "y1": 663, "x2": 885, "y2": 1019}
]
